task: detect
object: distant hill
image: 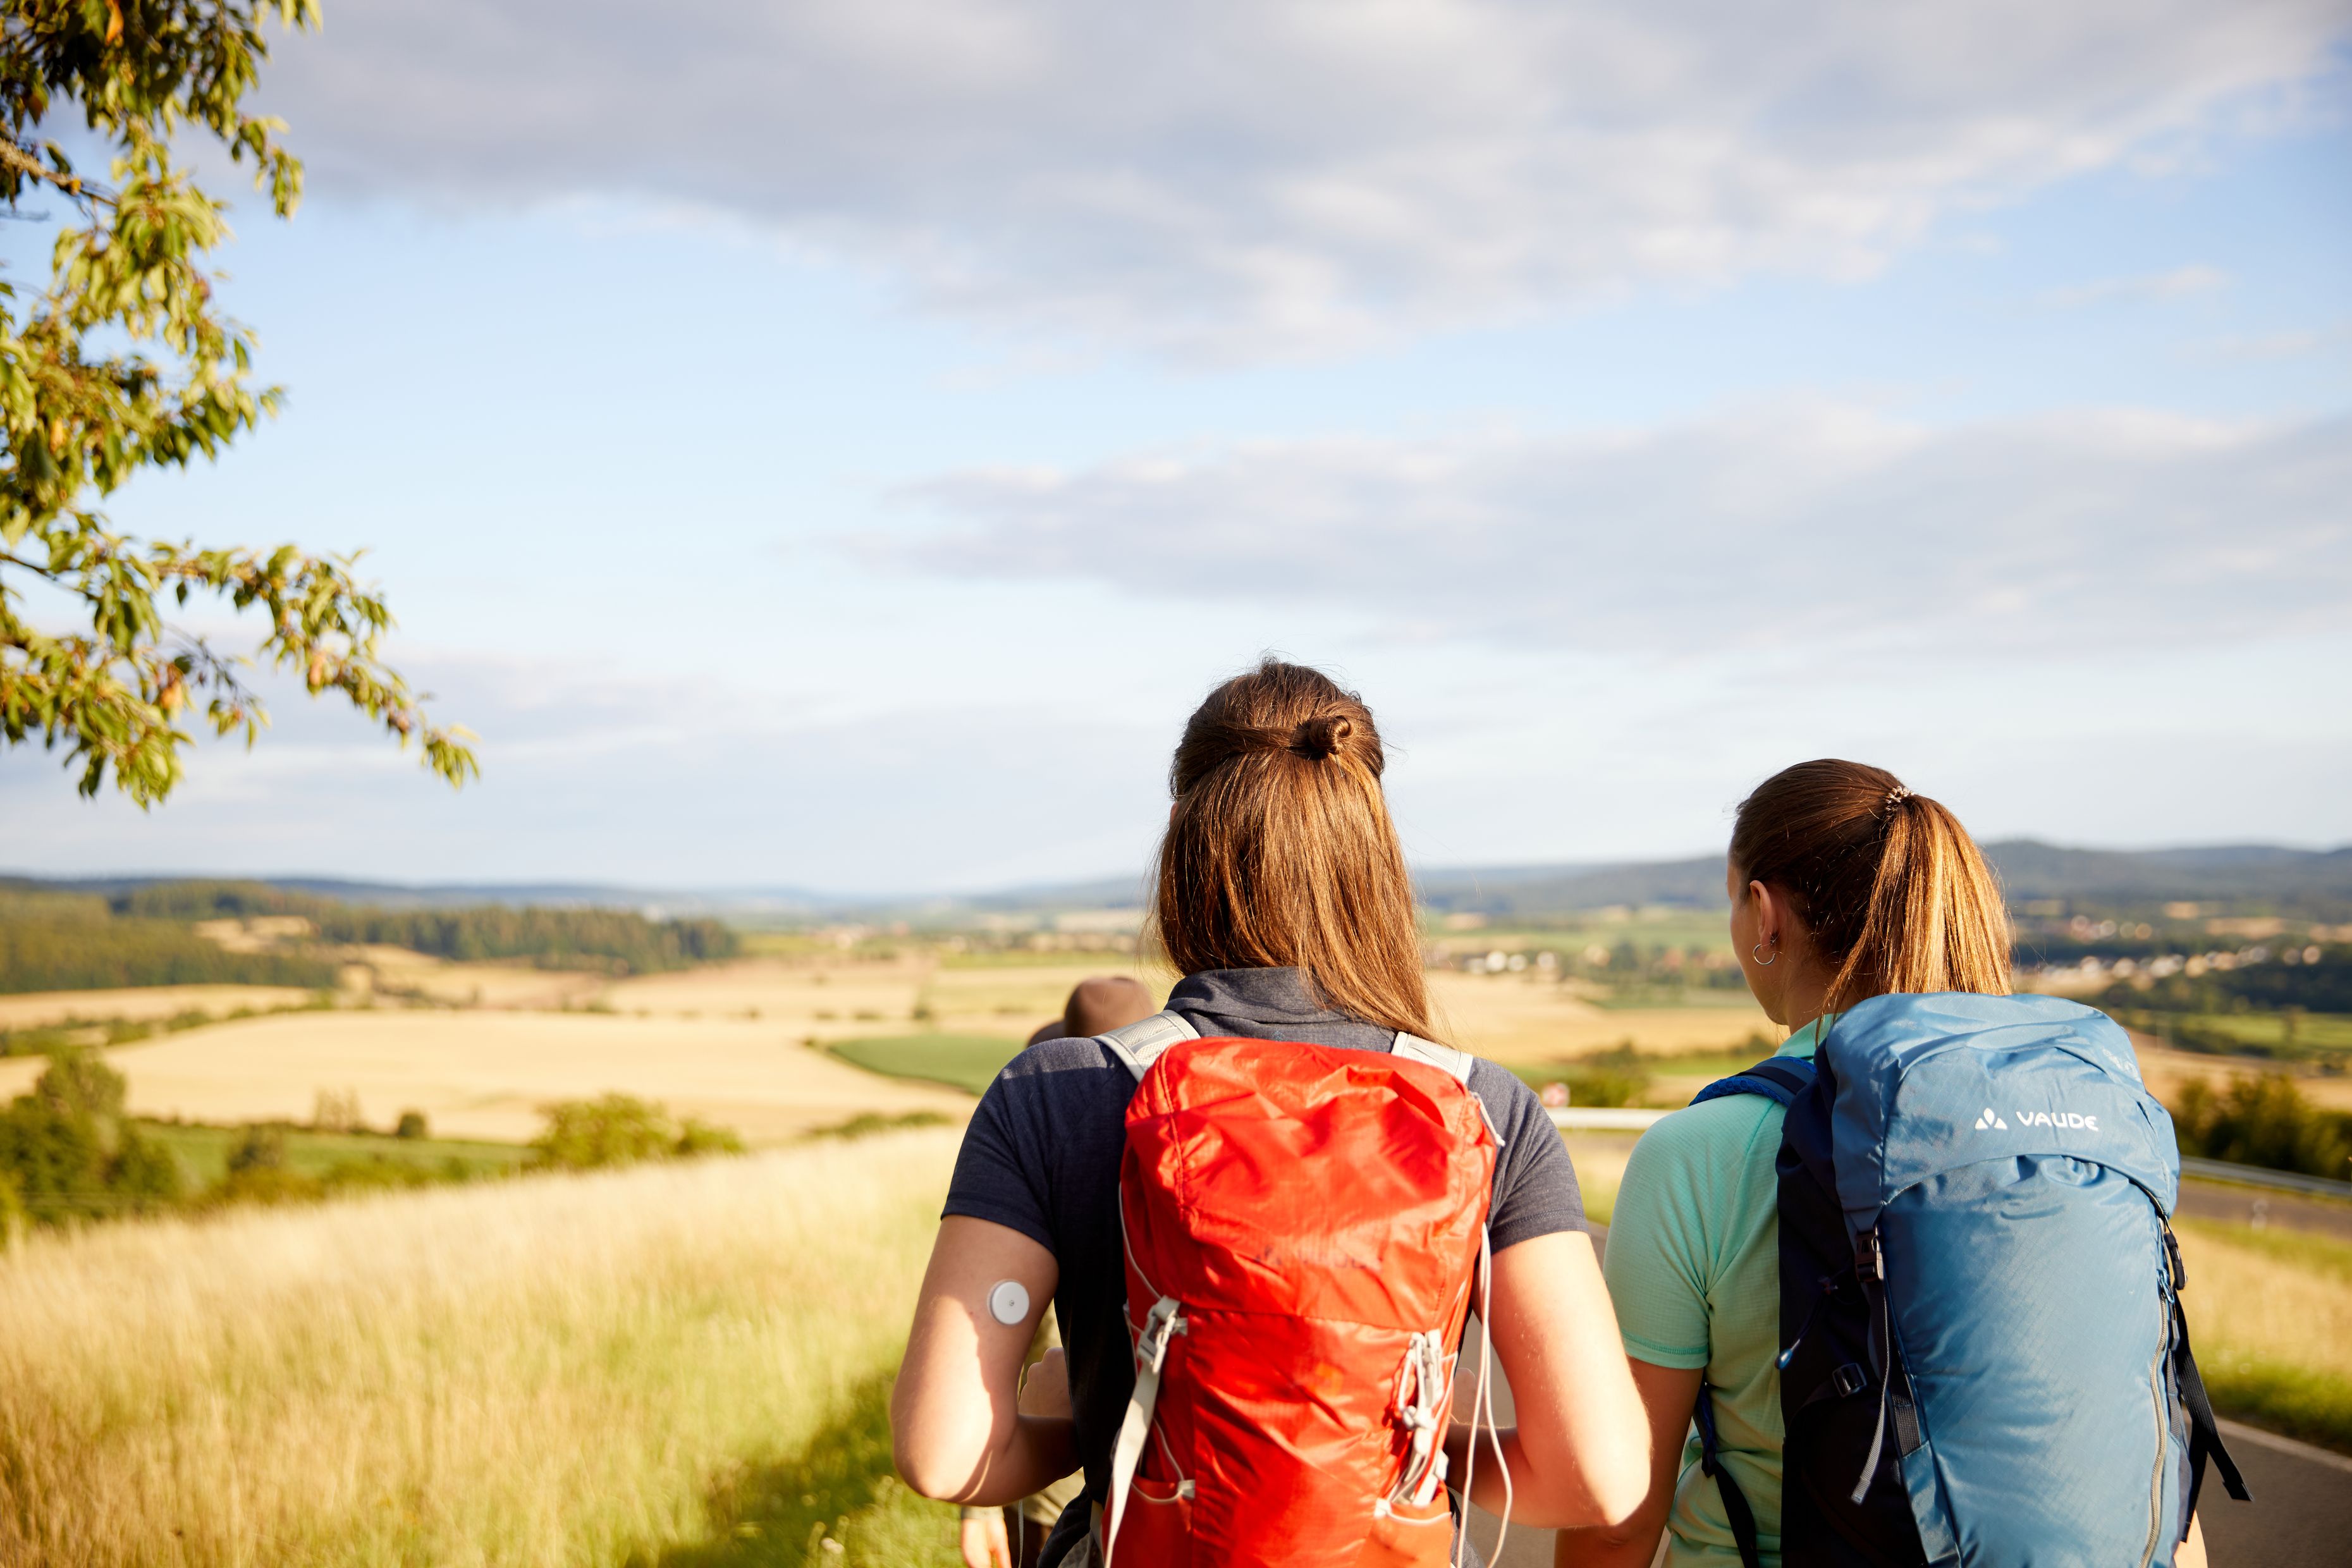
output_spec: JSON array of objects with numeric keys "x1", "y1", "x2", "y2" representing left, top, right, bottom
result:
[
  {"x1": 9, "y1": 839, "x2": 2351, "y2": 924},
  {"x1": 1410, "y1": 842, "x2": 2352, "y2": 921},
  {"x1": 3, "y1": 874, "x2": 833, "y2": 918},
  {"x1": 1416, "y1": 857, "x2": 1729, "y2": 916},
  {"x1": 1982, "y1": 843, "x2": 2352, "y2": 907}
]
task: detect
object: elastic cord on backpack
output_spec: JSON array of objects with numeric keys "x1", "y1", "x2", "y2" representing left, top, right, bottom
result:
[{"x1": 1452, "y1": 1225, "x2": 1511, "y2": 1568}]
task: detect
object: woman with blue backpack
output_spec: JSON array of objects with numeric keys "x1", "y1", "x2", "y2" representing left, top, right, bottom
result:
[
  {"x1": 1557, "y1": 759, "x2": 2241, "y2": 1568},
  {"x1": 895, "y1": 659, "x2": 1651, "y2": 1567}
]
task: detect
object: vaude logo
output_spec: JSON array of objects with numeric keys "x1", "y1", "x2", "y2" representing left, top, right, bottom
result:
[{"x1": 1975, "y1": 1106, "x2": 2099, "y2": 1132}]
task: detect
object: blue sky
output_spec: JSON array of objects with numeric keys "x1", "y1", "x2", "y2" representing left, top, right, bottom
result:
[{"x1": 4, "y1": 0, "x2": 2348, "y2": 893}]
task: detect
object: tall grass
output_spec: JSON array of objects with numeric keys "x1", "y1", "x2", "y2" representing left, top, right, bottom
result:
[
  {"x1": 0, "y1": 1132, "x2": 965, "y2": 1566},
  {"x1": 2176, "y1": 1218, "x2": 2352, "y2": 1453}
]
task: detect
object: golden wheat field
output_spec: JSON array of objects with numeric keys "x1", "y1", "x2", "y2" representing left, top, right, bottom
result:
[
  {"x1": 0, "y1": 1007, "x2": 974, "y2": 1142},
  {"x1": 0, "y1": 1130, "x2": 965, "y2": 1568},
  {"x1": 0, "y1": 984, "x2": 319, "y2": 1031}
]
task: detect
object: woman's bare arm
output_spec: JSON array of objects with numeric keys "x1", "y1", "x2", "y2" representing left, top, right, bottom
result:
[
  {"x1": 892, "y1": 1216, "x2": 1077, "y2": 1505},
  {"x1": 1444, "y1": 1230, "x2": 1651, "y2": 1529},
  {"x1": 1552, "y1": 1358, "x2": 1700, "y2": 1565}
]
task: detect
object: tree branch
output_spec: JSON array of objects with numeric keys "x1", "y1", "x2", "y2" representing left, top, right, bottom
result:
[{"x1": 0, "y1": 137, "x2": 114, "y2": 208}]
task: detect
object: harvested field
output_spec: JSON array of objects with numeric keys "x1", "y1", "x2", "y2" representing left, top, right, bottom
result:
[
  {"x1": 1428, "y1": 970, "x2": 1773, "y2": 1065},
  {"x1": 0, "y1": 984, "x2": 319, "y2": 1031},
  {"x1": 355, "y1": 948, "x2": 611, "y2": 1010},
  {"x1": 603, "y1": 957, "x2": 1170, "y2": 1044},
  {"x1": 0, "y1": 1009, "x2": 972, "y2": 1143}
]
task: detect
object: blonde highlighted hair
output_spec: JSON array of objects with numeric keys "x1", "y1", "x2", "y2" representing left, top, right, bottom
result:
[
  {"x1": 1151, "y1": 659, "x2": 1435, "y2": 1040},
  {"x1": 1730, "y1": 759, "x2": 2011, "y2": 1009}
]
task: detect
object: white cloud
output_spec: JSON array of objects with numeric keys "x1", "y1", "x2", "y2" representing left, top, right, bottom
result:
[
  {"x1": 260, "y1": 0, "x2": 2348, "y2": 357},
  {"x1": 2035, "y1": 264, "x2": 2231, "y2": 308},
  {"x1": 887, "y1": 403, "x2": 2352, "y2": 652}
]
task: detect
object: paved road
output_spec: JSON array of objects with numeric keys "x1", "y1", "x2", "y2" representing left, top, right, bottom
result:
[
  {"x1": 2178, "y1": 1177, "x2": 2352, "y2": 1241},
  {"x1": 1459, "y1": 1228, "x2": 2352, "y2": 1567},
  {"x1": 1468, "y1": 1421, "x2": 2352, "y2": 1568}
]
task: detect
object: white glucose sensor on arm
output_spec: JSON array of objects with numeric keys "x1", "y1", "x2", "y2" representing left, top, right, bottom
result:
[{"x1": 987, "y1": 1279, "x2": 1030, "y2": 1326}]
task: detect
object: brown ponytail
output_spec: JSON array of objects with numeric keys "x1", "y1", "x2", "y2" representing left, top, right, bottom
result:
[
  {"x1": 1729, "y1": 759, "x2": 2011, "y2": 1009},
  {"x1": 1153, "y1": 659, "x2": 1436, "y2": 1039}
]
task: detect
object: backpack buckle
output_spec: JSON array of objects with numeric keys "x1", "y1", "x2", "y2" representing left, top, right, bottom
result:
[
  {"x1": 1135, "y1": 1296, "x2": 1186, "y2": 1375},
  {"x1": 1856, "y1": 1228, "x2": 1884, "y2": 1282}
]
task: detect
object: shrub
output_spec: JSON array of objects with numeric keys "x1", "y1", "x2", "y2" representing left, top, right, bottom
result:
[
  {"x1": 319, "y1": 1158, "x2": 438, "y2": 1195},
  {"x1": 106, "y1": 1128, "x2": 184, "y2": 1213},
  {"x1": 227, "y1": 1125, "x2": 289, "y2": 1175},
  {"x1": 2169, "y1": 1074, "x2": 2352, "y2": 1182},
  {"x1": 529, "y1": 1095, "x2": 747, "y2": 1170},
  {"x1": 0, "y1": 1050, "x2": 180, "y2": 1224},
  {"x1": 804, "y1": 1110, "x2": 955, "y2": 1143},
  {"x1": 673, "y1": 1118, "x2": 746, "y2": 1158},
  {"x1": 1564, "y1": 1043, "x2": 1654, "y2": 1108},
  {"x1": 211, "y1": 1165, "x2": 324, "y2": 1207},
  {"x1": 393, "y1": 1109, "x2": 431, "y2": 1140},
  {"x1": 311, "y1": 1087, "x2": 367, "y2": 1134},
  {"x1": 34, "y1": 1050, "x2": 128, "y2": 1122},
  {"x1": 530, "y1": 1095, "x2": 679, "y2": 1170}
]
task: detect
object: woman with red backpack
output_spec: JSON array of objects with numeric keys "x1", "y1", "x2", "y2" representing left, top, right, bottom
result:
[{"x1": 896, "y1": 659, "x2": 1650, "y2": 1566}]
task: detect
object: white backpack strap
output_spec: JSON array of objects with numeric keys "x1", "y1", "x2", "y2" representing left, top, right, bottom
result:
[
  {"x1": 1392, "y1": 1031, "x2": 1474, "y2": 1087},
  {"x1": 1099, "y1": 1010, "x2": 1200, "y2": 1083},
  {"x1": 1102, "y1": 1295, "x2": 1187, "y2": 1567}
]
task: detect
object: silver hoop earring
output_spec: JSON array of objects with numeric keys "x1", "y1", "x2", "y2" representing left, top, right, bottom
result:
[{"x1": 1752, "y1": 941, "x2": 1776, "y2": 967}]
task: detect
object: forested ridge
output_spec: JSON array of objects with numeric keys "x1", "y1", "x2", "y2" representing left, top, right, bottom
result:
[{"x1": 0, "y1": 881, "x2": 738, "y2": 993}]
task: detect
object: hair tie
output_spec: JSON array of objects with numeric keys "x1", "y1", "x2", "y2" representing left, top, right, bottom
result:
[
  {"x1": 1884, "y1": 785, "x2": 1913, "y2": 808},
  {"x1": 1294, "y1": 714, "x2": 1352, "y2": 760}
]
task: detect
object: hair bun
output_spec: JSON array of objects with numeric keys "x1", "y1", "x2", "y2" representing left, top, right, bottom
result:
[{"x1": 1294, "y1": 714, "x2": 1353, "y2": 759}]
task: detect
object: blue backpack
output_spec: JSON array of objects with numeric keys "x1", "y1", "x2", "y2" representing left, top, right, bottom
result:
[{"x1": 1691, "y1": 993, "x2": 2250, "y2": 1568}]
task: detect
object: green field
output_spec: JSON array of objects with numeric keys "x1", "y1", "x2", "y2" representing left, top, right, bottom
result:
[
  {"x1": 2152, "y1": 1010, "x2": 2352, "y2": 1055},
  {"x1": 828, "y1": 1032, "x2": 1026, "y2": 1096},
  {"x1": 1589, "y1": 984, "x2": 1756, "y2": 1010},
  {"x1": 136, "y1": 1121, "x2": 532, "y2": 1187}
]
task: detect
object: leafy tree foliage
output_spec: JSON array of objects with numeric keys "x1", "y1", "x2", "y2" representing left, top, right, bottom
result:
[
  {"x1": 2170, "y1": 1073, "x2": 2352, "y2": 1182},
  {"x1": 529, "y1": 1094, "x2": 744, "y2": 1170},
  {"x1": 0, "y1": 907, "x2": 337, "y2": 991},
  {"x1": 0, "y1": 877, "x2": 738, "y2": 992},
  {"x1": 0, "y1": 1047, "x2": 181, "y2": 1223},
  {"x1": 2100, "y1": 950, "x2": 2352, "y2": 1018},
  {"x1": 0, "y1": 0, "x2": 472, "y2": 802},
  {"x1": 308, "y1": 905, "x2": 740, "y2": 972}
]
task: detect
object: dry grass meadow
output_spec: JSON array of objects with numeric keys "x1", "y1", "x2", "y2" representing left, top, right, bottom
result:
[
  {"x1": 0, "y1": 1130, "x2": 965, "y2": 1568},
  {"x1": 2175, "y1": 1218, "x2": 2352, "y2": 1449}
]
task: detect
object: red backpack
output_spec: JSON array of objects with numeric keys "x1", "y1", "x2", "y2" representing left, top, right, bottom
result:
[{"x1": 1091, "y1": 1011, "x2": 1502, "y2": 1567}]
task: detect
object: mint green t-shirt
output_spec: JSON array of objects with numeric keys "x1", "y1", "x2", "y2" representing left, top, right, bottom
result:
[{"x1": 1603, "y1": 1019, "x2": 1823, "y2": 1568}]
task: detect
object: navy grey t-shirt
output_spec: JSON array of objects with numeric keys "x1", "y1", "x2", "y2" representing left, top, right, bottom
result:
[{"x1": 941, "y1": 966, "x2": 1586, "y2": 1560}]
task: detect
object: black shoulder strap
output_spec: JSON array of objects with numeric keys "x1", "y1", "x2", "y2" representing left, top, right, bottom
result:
[
  {"x1": 2164, "y1": 1230, "x2": 2252, "y2": 1516},
  {"x1": 1693, "y1": 1055, "x2": 1818, "y2": 1110},
  {"x1": 1693, "y1": 1383, "x2": 1763, "y2": 1568}
]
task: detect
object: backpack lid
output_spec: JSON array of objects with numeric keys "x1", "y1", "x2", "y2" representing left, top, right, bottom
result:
[{"x1": 1824, "y1": 992, "x2": 2180, "y2": 1227}]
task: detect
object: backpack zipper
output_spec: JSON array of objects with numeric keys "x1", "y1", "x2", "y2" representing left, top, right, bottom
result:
[{"x1": 2138, "y1": 1228, "x2": 2183, "y2": 1568}]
